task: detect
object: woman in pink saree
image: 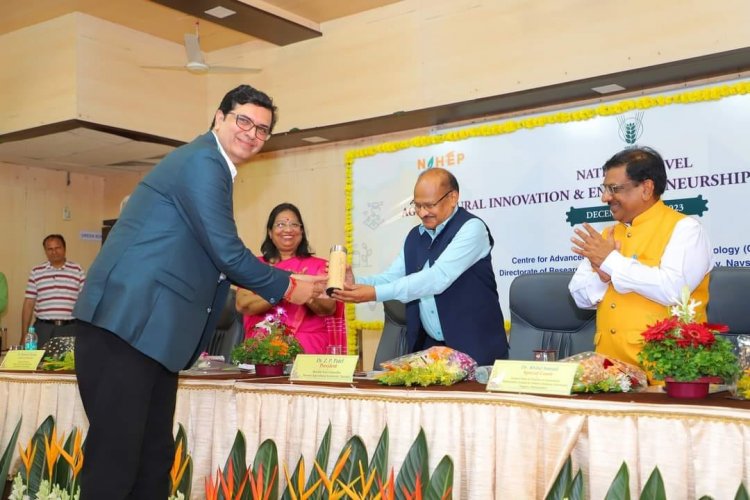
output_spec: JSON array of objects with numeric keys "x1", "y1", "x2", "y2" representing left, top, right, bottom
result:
[{"x1": 236, "y1": 203, "x2": 346, "y2": 354}]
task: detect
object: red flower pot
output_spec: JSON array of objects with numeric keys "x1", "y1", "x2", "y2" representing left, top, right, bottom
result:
[
  {"x1": 255, "y1": 364, "x2": 284, "y2": 377},
  {"x1": 664, "y1": 376, "x2": 722, "y2": 399}
]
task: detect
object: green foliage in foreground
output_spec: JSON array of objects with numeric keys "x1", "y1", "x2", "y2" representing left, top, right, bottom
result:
[{"x1": 547, "y1": 456, "x2": 749, "y2": 500}]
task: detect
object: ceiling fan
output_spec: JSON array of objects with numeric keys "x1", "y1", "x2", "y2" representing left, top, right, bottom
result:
[{"x1": 143, "y1": 23, "x2": 261, "y2": 75}]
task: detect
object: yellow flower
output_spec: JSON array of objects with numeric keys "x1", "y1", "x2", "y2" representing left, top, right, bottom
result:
[
  {"x1": 54, "y1": 428, "x2": 84, "y2": 479},
  {"x1": 18, "y1": 439, "x2": 37, "y2": 482},
  {"x1": 313, "y1": 445, "x2": 352, "y2": 499},
  {"x1": 283, "y1": 460, "x2": 322, "y2": 500},
  {"x1": 43, "y1": 427, "x2": 64, "y2": 480},
  {"x1": 170, "y1": 439, "x2": 191, "y2": 496}
]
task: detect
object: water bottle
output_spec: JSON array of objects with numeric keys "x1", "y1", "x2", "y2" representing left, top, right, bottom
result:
[
  {"x1": 25, "y1": 326, "x2": 38, "y2": 350},
  {"x1": 326, "y1": 245, "x2": 347, "y2": 296}
]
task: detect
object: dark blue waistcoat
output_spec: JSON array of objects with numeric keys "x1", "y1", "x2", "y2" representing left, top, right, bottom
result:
[{"x1": 403, "y1": 208, "x2": 509, "y2": 365}]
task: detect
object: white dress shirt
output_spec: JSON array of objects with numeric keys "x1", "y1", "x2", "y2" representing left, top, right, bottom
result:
[
  {"x1": 569, "y1": 216, "x2": 713, "y2": 308},
  {"x1": 358, "y1": 208, "x2": 491, "y2": 340}
]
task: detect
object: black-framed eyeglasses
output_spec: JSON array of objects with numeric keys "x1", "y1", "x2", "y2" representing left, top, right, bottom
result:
[
  {"x1": 600, "y1": 181, "x2": 640, "y2": 195},
  {"x1": 410, "y1": 190, "x2": 454, "y2": 211},
  {"x1": 226, "y1": 112, "x2": 272, "y2": 141}
]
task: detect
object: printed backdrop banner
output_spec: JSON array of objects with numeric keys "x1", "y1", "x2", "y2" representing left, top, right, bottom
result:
[{"x1": 346, "y1": 80, "x2": 750, "y2": 326}]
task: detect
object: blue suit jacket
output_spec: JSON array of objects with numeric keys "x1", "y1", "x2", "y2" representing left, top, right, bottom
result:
[{"x1": 74, "y1": 132, "x2": 290, "y2": 372}]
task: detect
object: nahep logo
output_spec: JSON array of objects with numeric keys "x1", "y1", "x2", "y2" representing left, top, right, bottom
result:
[{"x1": 416, "y1": 151, "x2": 465, "y2": 170}]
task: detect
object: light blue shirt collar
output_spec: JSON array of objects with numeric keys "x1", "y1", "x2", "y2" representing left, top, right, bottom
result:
[
  {"x1": 418, "y1": 206, "x2": 459, "y2": 239},
  {"x1": 211, "y1": 131, "x2": 238, "y2": 181}
]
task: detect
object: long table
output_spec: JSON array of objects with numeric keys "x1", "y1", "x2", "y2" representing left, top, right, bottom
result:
[{"x1": 2, "y1": 371, "x2": 749, "y2": 499}]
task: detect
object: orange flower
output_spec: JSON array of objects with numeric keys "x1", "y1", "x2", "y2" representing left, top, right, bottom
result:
[
  {"x1": 44, "y1": 428, "x2": 64, "y2": 480},
  {"x1": 376, "y1": 470, "x2": 396, "y2": 500},
  {"x1": 205, "y1": 468, "x2": 221, "y2": 500},
  {"x1": 248, "y1": 463, "x2": 277, "y2": 500},
  {"x1": 18, "y1": 439, "x2": 37, "y2": 482},
  {"x1": 283, "y1": 460, "x2": 322, "y2": 500},
  {"x1": 54, "y1": 428, "x2": 84, "y2": 480},
  {"x1": 170, "y1": 439, "x2": 191, "y2": 496}
]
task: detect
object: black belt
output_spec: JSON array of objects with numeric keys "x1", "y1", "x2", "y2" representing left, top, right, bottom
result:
[{"x1": 37, "y1": 319, "x2": 75, "y2": 326}]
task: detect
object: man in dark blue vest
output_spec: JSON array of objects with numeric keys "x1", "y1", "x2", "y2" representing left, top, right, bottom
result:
[{"x1": 334, "y1": 168, "x2": 508, "y2": 365}]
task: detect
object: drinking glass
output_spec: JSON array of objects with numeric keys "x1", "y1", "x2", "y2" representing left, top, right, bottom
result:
[
  {"x1": 325, "y1": 317, "x2": 347, "y2": 355},
  {"x1": 533, "y1": 349, "x2": 558, "y2": 362},
  {"x1": 326, "y1": 345, "x2": 343, "y2": 355}
]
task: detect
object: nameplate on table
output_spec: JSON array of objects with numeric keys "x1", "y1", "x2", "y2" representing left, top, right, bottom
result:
[
  {"x1": 290, "y1": 354, "x2": 358, "y2": 383},
  {"x1": 485, "y1": 360, "x2": 577, "y2": 396},
  {"x1": 0, "y1": 350, "x2": 45, "y2": 371}
]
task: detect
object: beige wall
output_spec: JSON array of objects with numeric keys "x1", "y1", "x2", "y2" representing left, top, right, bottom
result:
[
  {"x1": 0, "y1": 15, "x2": 77, "y2": 132},
  {"x1": 209, "y1": 0, "x2": 750, "y2": 131},
  {"x1": 0, "y1": 163, "x2": 106, "y2": 345},
  {"x1": 1, "y1": 0, "x2": 748, "y2": 359},
  {"x1": 1, "y1": 13, "x2": 207, "y2": 141}
]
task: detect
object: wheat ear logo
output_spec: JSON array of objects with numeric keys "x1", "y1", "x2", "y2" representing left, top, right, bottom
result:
[{"x1": 617, "y1": 112, "x2": 644, "y2": 146}]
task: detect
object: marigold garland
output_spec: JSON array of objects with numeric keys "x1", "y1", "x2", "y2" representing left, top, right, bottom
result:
[{"x1": 344, "y1": 80, "x2": 750, "y2": 332}]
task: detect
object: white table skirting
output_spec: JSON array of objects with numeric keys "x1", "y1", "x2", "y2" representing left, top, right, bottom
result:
[{"x1": 2, "y1": 372, "x2": 749, "y2": 499}]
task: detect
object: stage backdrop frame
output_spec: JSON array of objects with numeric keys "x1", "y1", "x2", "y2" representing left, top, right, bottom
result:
[{"x1": 344, "y1": 79, "x2": 750, "y2": 333}]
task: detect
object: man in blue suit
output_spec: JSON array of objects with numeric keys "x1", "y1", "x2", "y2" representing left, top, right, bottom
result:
[
  {"x1": 73, "y1": 85, "x2": 323, "y2": 499},
  {"x1": 333, "y1": 168, "x2": 509, "y2": 366}
]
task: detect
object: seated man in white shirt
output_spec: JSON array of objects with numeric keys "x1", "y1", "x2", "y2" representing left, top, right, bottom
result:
[
  {"x1": 568, "y1": 146, "x2": 712, "y2": 368},
  {"x1": 333, "y1": 167, "x2": 509, "y2": 365}
]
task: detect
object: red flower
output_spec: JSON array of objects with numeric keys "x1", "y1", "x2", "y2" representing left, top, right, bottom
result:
[
  {"x1": 702, "y1": 323, "x2": 729, "y2": 333},
  {"x1": 676, "y1": 322, "x2": 716, "y2": 348},
  {"x1": 641, "y1": 317, "x2": 679, "y2": 342}
]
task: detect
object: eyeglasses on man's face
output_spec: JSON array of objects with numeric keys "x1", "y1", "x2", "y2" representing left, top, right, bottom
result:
[
  {"x1": 226, "y1": 112, "x2": 272, "y2": 141},
  {"x1": 600, "y1": 181, "x2": 640, "y2": 196},
  {"x1": 274, "y1": 222, "x2": 302, "y2": 231},
  {"x1": 410, "y1": 190, "x2": 454, "y2": 211}
]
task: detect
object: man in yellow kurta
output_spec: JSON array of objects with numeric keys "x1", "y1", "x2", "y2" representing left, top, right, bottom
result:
[{"x1": 568, "y1": 146, "x2": 712, "y2": 369}]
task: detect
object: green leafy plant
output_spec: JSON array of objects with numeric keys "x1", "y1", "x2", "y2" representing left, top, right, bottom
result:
[
  {"x1": 546, "y1": 456, "x2": 582, "y2": 500},
  {"x1": 208, "y1": 424, "x2": 453, "y2": 500},
  {"x1": 204, "y1": 431, "x2": 279, "y2": 500},
  {"x1": 603, "y1": 462, "x2": 630, "y2": 500},
  {"x1": 638, "y1": 287, "x2": 739, "y2": 382},
  {"x1": 547, "y1": 457, "x2": 749, "y2": 500},
  {"x1": 231, "y1": 307, "x2": 303, "y2": 365},
  {"x1": 1, "y1": 416, "x2": 191, "y2": 500},
  {"x1": 1, "y1": 418, "x2": 22, "y2": 490},
  {"x1": 170, "y1": 424, "x2": 193, "y2": 499},
  {"x1": 9, "y1": 415, "x2": 82, "y2": 499}
]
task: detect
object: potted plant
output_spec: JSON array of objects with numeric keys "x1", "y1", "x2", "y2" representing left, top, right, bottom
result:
[
  {"x1": 231, "y1": 307, "x2": 303, "y2": 376},
  {"x1": 637, "y1": 286, "x2": 739, "y2": 398}
]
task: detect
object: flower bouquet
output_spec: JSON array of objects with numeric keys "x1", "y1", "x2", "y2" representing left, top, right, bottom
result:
[
  {"x1": 730, "y1": 335, "x2": 750, "y2": 399},
  {"x1": 735, "y1": 369, "x2": 750, "y2": 399},
  {"x1": 637, "y1": 287, "x2": 738, "y2": 383},
  {"x1": 563, "y1": 352, "x2": 647, "y2": 393},
  {"x1": 375, "y1": 346, "x2": 477, "y2": 387},
  {"x1": 231, "y1": 307, "x2": 303, "y2": 367}
]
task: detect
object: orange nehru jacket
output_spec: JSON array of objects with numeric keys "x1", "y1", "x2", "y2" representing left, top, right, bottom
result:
[{"x1": 595, "y1": 201, "x2": 709, "y2": 367}]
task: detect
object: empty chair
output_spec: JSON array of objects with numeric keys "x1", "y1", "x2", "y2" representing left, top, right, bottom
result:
[
  {"x1": 373, "y1": 300, "x2": 409, "y2": 369},
  {"x1": 206, "y1": 288, "x2": 244, "y2": 361},
  {"x1": 508, "y1": 272, "x2": 596, "y2": 360},
  {"x1": 706, "y1": 267, "x2": 750, "y2": 346}
]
